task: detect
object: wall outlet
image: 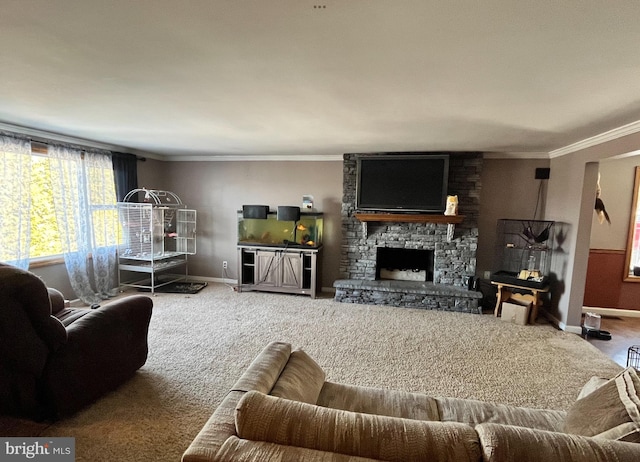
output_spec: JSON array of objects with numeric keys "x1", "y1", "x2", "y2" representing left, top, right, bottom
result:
[
  {"x1": 484, "y1": 270, "x2": 491, "y2": 279},
  {"x1": 223, "y1": 260, "x2": 228, "y2": 269}
]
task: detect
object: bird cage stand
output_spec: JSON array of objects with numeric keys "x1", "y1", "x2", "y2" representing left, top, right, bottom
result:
[
  {"x1": 117, "y1": 189, "x2": 197, "y2": 294},
  {"x1": 628, "y1": 345, "x2": 640, "y2": 371}
]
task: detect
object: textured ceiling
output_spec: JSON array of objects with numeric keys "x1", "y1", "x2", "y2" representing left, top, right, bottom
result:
[{"x1": 2, "y1": 1, "x2": 640, "y2": 159}]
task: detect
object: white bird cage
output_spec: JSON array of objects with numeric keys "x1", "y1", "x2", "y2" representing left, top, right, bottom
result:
[{"x1": 117, "y1": 189, "x2": 196, "y2": 293}]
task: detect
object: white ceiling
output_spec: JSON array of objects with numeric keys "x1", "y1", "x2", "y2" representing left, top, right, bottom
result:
[{"x1": 2, "y1": 1, "x2": 640, "y2": 160}]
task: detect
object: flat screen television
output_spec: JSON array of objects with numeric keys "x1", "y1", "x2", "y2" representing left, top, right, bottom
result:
[{"x1": 356, "y1": 153, "x2": 449, "y2": 213}]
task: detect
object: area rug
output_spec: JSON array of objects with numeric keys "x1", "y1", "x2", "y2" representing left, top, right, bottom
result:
[
  {"x1": 139, "y1": 281, "x2": 208, "y2": 294},
  {"x1": 1, "y1": 283, "x2": 622, "y2": 461}
]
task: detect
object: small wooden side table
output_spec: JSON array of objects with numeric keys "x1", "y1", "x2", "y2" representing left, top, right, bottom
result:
[{"x1": 491, "y1": 281, "x2": 550, "y2": 324}]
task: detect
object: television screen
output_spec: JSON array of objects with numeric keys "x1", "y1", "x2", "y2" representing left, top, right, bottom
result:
[{"x1": 356, "y1": 154, "x2": 449, "y2": 212}]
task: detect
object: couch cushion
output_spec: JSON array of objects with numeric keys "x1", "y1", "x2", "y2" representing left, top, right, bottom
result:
[
  {"x1": 270, "y1": 349, "x2": 326, "y2": 404},
  {"x1": 53, "y1": 308, "x2": 91, "y2": 327},
  {"x1": 235, "y1": 390, "x2": 482, "y2": 462},
  {"x1": 477, "y1": 423, "x2": 640, "y2": 462},
  {"x1": 436, "y1": 396, "x2": 566, "y2": 432},
  {"x1": 564, "y1": 367, "x2": 640, "y2": 442},
  {"x1": 216, "y1": 436, "x2": 379, "y2": 461},
  {"x1": 317, "y1": 381, "x2": 440, "y2": 421}
]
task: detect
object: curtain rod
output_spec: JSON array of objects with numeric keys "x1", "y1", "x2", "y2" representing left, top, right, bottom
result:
[
  {"x1": 0, "y1": 122, "x2": 146, "y2": 160},
  {"x1": 1, "y1": 124, "x2": 146, "y2": 161}
]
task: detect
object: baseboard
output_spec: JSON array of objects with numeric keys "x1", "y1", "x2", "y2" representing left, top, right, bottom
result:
[
  {"x1": 583, "y1": 306, "x2": 640, "y2": 318},
  {"x1": 539, "y1": 306, "x2": 639, "y2": 335},
  {"x1": 559, "y1": 323, "x2": 583, "y2": 335},
  {"x1": 178, "y1": 276, "x2": 336, "y2": 294},
  {"x1": 190, "y1": 275, "x2": 235, "y2": 285},
  {"x1": 540, "y1": 310, "x2": 583, "y2": 334}
]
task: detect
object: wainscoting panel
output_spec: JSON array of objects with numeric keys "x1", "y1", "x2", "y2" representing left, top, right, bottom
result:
[{"x1": 583, "y1": 249, "x2": 640, "y2": 311}]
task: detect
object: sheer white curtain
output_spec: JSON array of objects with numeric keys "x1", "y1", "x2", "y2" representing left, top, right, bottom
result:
[
  {"x1": 0, "y1": 135, "x2": 32, "y2": 269},
  {"x1": 48, "y1": 144, "x2": 118, "y2": 303}
]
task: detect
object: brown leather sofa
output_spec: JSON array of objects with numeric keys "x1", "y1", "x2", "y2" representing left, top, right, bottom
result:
[{"x1": 0, "y1": 263, "x2": 153, "y2": 420}]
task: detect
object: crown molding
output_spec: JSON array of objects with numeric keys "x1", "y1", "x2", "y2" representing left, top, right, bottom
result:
[
  {"x1": 6, "y1": 118, "x2": 640, "y2": 162},
  {"x1": 168, "y1": 152, "x2": 552, "y2": 161},
  {"x1": 549, "y1": 120, "x2": 640, "y2": 158},
  {"x1": 482, "y1": 151, "x2": 550, "y2": 159},
  {"x1": 163, "y1": 153, "x2": 344, "y2": 161},
  {"x1": 0, "y1": 121, "x2": 127, "y2": 151}
]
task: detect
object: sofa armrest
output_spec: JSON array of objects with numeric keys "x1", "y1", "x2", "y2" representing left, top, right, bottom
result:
[
  {"x1": 42, "y1": 295, "x2": 153, "y2": 417},
  {"x1": 182, "y1": 391, "x2": 246, "y2": 462},
  {"x1": 47, "y1": 288, "x2": 66, "y2": 314},
  {"x1": 476, "y1": 423, "x2": 640, "y2": 462},
  {"x1": 231, "y1": 341, "x2": 291, "y2": 394},
  {"x1": 436, "y1": 396, "x2": 566, "y2": 432},
  {"x1": 58, "y1": 295, "x2": 152, "y2": 356},
  {"x1": 270, "y1": 349, "x2": 326, "y2": 404},
  {"x1": 182, "y1": 342, "x2": 293, "y2": 462}
]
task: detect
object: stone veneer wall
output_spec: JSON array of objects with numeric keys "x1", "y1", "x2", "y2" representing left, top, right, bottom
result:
[{"x1": 336, "y1": 152, "x2": 482, "y2": 311}]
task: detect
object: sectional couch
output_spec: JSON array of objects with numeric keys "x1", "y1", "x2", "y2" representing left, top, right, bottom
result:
[{"x1": 182, "y1": 341, "x2": 640, "y2": 461}]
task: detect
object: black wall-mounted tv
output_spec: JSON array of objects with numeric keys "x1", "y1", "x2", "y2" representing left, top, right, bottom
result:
[{"x1": 356, "y1": 153, "x2": 449, "y2": 213}]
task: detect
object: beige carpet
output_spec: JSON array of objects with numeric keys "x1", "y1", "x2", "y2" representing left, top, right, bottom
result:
[{"x1": 2, "y1": 283, "x2": 622, "y2": 461}]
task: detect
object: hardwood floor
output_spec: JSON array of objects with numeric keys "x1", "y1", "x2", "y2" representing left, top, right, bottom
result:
[{"x1": 584, "y1": 315, "x2": 640, "y2": 368}]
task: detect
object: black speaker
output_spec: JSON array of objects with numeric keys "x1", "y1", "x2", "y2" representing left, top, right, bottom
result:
[
  {"x1": 535, "y1": 168, "x2": 550, "y2": 180},
  {"x1": 277, "y1": 206, "x2": 301, "y2": 222},
  {"x1": 242, "y1": 205, "x2": 269, "y2": 219}
]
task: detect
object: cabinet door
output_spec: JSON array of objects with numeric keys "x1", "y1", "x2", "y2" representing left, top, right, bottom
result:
[
  {"x1": 176, "y1": 209, "x2": 197, "y2": 254},
  {"x1": 256, "y1": 251, "x2": 279, "y2": 287},
  {"x1": 280, "y1": 252, "x2": 303, "y2": 289}
]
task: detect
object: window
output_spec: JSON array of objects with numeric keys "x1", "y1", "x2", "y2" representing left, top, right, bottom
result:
[
  {"x1": 85, "y1": 155, "x2": 120, "y2": 250},
  {"x1": 624, "y1": 166, "x2": 640, "y2": 280},
  {"x1": 30, "y1": 155, "x2": 64, "y2": 258},
  {"x1": 0, "y1": 141, "x2": 118, "y2": 264}
]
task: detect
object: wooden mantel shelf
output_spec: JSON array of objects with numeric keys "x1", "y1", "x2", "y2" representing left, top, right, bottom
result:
[
  {"x1": 354, "y1": 213, "x2": 464, "y2": 242},
  {"x1": 354, "y1": 213, "x2": 464, "y2": 224}
]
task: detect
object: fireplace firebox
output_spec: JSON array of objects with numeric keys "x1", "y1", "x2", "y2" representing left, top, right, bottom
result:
[{"x1": 376, "y1": 248, "x2": 434, "y2": 282}]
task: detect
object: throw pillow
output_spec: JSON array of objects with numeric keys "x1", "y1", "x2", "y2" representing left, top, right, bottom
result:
[
  {"x1": 564, "y1": 367, "x2": 640, "y2": 442},
  {"x1": 577, "y1": 376, "x2": 610, "y2": 400}
]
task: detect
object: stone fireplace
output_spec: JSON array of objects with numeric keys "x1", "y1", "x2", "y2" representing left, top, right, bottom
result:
[{"x1": 334, "y1": 152, "x2": 483, "y2": 313}]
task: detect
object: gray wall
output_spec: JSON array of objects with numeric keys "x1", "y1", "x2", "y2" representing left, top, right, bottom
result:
[
  {"x1": 140, "y1": 156, "x2": 547, "y2": 287},
  {"x1": 31, "y1": 155, "x2": 550, "y2": 300},
  {"x1": 547, "y1": 132, "x2": 640, "y2": 331},
  {"x1": 142, "y1": 160, "x2": 344, "y2": 287}
]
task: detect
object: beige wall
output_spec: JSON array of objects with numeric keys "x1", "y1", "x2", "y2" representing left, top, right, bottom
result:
[{"x1": 590, "y1": 157, "x2": 639, "y2": 250}]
